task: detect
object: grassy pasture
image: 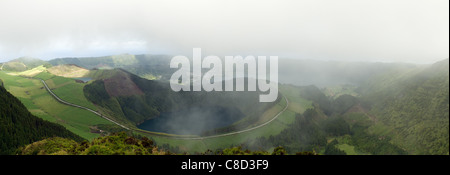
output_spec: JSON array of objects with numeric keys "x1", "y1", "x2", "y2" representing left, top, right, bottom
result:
[{"x1": 0, "y1": 71, "x2": 112, "y2": 140}]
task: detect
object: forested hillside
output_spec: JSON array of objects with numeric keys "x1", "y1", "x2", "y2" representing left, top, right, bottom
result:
[
  {"x1": 1, "y1": 57, "x2": 51, "y2": 72},
  {"x1": 240, "y1": 87, "x2": 407, "y2": 155},
  {"x1": 359, "y1": 59, "x2": 449, "y2": 154},
  {"x1": 0, "y1": 85, "x2": 84, "y2": 154}
]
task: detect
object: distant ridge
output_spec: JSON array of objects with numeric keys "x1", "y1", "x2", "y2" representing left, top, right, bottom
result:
[{"x1": 1, "y1": 57, "x2": 49, "y2": 72}]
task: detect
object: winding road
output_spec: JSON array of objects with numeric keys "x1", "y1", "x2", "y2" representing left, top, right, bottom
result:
[
  {"x1": 39, "y1": 78, "x2": 130, "y2": 130},
  {"x1": 40, "y1": 78, "x2": 288, "y2": 140}
]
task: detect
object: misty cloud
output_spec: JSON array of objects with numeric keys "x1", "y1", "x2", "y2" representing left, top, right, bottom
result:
[
  {"x1": 0, "y1": 0, "x2": 448, "y2": 63},
  {"x1": 138, "y1": 106, "x2": 244, "y2": 135}
]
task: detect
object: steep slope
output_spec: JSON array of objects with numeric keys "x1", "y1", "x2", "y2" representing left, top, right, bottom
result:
[
  {"x1": 47, "y1": 64, "x2": 90, "y2": 78},
  {"x1": 0, "y1": 85, "x2": 84, "y2": 154},
  {"x1": 360, "y1": 59, "x2": 449, "y2": 154}
]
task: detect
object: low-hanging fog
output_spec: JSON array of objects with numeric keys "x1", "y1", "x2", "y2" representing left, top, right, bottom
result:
[{"x1": 0, "y1": 0, "x2": 448, "y2": 64}]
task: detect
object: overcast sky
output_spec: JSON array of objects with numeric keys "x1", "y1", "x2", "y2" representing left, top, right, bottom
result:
[{"x1": 0, "y1": 0, "x2": 448, "y2": 63}]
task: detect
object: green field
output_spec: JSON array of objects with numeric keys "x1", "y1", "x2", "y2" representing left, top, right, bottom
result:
[
  {"x1": 279, "y1": 84, "x2": 313, "y2": 114},
  {"x1": 39, "y1": 72, "x2": 98, "y2": 110},
  {"x1": 0, "y1": 71, "x2": 112, "y2": 140}
]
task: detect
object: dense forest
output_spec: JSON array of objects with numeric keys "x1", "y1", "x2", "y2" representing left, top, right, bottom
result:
[{"x1": 0, "y1": 85, "x2": 84, "y2": 154}]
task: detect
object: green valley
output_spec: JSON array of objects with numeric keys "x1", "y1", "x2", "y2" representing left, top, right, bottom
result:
[{"x1": 1, "y1": 56, "x2": 448, "y2": 155}]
